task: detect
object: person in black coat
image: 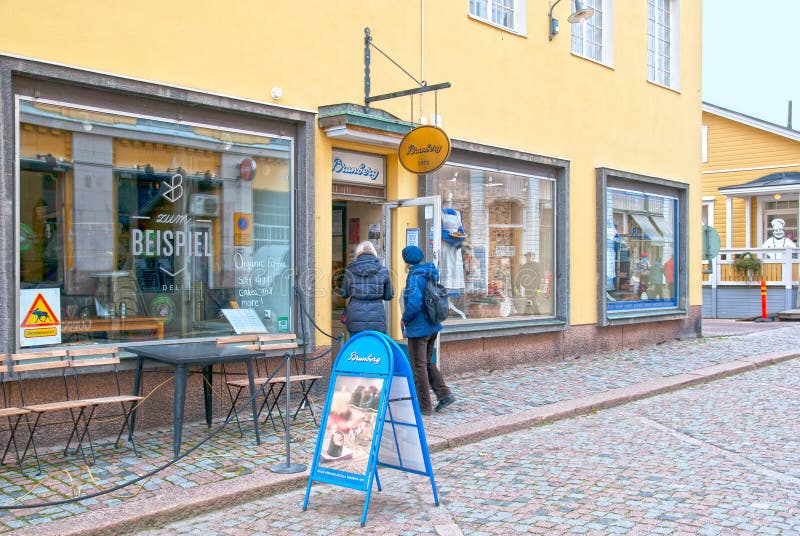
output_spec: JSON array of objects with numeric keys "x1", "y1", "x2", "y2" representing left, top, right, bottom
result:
[{"x1": 340, "y1": 241, "x2": 393, "y2": 335}]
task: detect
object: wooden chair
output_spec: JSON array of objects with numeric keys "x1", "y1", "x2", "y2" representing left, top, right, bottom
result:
[
  {"x1": 0, "y1": 354, "x2": 32, "y2": 472},
  {"x1": 9, "y1": 349, "x2": 94, "y2": 473},
  {"x1": 66, "y1": 347, "x2": 144, "y2": 460},
  {"x1": 219, "y1": 334, "x2": 324, "y2": 434}
]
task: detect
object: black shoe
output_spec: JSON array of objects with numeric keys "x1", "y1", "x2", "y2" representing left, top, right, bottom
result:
[
  {"x1": 435, "y1": 394, "x2": 455, "y2": 412},
  {"x1": 421, "y1": 409, "x2": 433, "y2": 416}
]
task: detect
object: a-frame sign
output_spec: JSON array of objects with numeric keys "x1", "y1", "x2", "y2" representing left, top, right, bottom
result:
[{"x1": 303, "y1": 331, "x2": 439, "y2": 526}]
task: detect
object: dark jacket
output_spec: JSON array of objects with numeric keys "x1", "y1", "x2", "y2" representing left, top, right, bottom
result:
[
  {"x1": 340, "y1": 254, "x2": 393, "y2": 334},
  {"x1": 401, "y1": 262, "x2": 442, "y2": 338}
]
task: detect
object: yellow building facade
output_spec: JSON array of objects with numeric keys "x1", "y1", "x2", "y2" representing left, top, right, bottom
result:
[
  {"x1": 701, "y1": 104, "x2": 800, "y2": 318},
  {"x1": 1, "y1": 0, "x2": 702, "y2": 372}
]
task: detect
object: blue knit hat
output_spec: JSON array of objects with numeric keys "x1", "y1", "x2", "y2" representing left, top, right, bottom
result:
[{"x1": 402, "y1": 245, "x2": 424, "y2": 265}]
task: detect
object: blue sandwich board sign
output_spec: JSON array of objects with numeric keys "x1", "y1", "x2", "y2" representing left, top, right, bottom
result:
[{"x1": 302, "y1": 331, "x2": 439, "y2": 526}]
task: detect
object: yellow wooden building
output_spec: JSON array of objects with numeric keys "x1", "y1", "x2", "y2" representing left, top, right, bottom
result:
[
  {"x1": 702, "y1": 103, "x2": 800, "y2": 318},
  {"x1": 1, "y1": 0, "x2": 702, "y2": 375}
]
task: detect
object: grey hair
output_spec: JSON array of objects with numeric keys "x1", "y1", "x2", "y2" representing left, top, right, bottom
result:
[{"x1": 355, "y1": 240, "x2": 378, "y2": 257}]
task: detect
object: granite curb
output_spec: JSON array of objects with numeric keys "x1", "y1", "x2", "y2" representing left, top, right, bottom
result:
[{"x1": 29, "y1": 350, "x2": 800, "y2": 536}]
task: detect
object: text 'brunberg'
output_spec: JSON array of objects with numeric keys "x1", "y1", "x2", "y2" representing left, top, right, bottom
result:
[
  {"x1": 405, "y1": 144, "x2": 442, "y2": 156},
  {"x1": 347, "y1": 352, "x2": 381, "y2": 364}
]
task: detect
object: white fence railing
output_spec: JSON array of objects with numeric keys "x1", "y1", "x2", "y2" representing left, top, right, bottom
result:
[{"x1": 703, "y1": 247, "x2": 800, "y2": 288}]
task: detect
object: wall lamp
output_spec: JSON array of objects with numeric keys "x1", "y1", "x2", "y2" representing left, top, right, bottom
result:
[{"x1": 549, "y1": 0, "x2": 595, "y2": 41}]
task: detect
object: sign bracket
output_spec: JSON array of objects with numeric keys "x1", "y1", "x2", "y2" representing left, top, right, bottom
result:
[{"x1": 364, "y1": 27, "x2": 451, "y2": 113}]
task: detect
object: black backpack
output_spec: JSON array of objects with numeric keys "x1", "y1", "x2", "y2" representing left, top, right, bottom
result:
[{"x1": 423, "y1": 276, "x2": 450, "y2": 323}]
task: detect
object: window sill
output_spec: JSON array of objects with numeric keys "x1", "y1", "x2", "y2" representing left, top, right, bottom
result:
[
  {"x1": 440, "y1": 317, "x2": 566, "y2": 341},
  {"x1": 467, "y1": 14, "x2": 527, "y2": 37},
  {"x1": 570, "y1": 52, "x2": 614, "y2": 71},
  {"x1": 646, "y1": 79, "x2": 681, "y2": 95},
  {"x1": 603, "y1": 308, "x2": 688, "y2": 326}
]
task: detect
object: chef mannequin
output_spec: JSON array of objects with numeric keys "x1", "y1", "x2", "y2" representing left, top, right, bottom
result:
[
  {"x1": 762, "y1": 218, "x2": 795, "y2": 249},
  {"x1": 440, "y1": 191, "x2": 466, "y2": 291}
]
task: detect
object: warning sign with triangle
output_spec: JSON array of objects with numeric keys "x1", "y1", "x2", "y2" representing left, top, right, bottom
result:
[{"x1": 21, "y1": 293, "x2": 60, "y2": 328}]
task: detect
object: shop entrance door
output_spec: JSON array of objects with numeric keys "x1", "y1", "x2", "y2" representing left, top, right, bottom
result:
[{"x1": 383, "y1": 195, "x2": 442, "y2": 355}]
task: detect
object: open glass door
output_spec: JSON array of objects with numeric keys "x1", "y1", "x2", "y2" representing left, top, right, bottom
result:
[{"x1": 384, "y1": 195, "x2": 442, "y2": 358}]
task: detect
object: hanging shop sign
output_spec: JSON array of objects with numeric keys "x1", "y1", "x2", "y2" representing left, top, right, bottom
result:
[
  {"x1": 332, "y1": 150, "x2": 385, "y2": 186},
  {"x1": 303, "y1": 331, "x2": 439, "y2": 526},
  {"x1": 398, "y1": 125, "x2": 451, "y2": 174},
  {"x1": 19, "y1": 288, "x2": 61, "y2": 346}
]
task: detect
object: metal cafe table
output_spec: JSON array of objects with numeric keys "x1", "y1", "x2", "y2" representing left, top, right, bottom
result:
[{"x1": 126, "y1": 341, "x2": 263, "y2": 459}]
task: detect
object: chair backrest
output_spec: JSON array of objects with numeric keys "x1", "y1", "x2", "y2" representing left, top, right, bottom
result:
[
  {"x1": 0, "y1": 353, "x2": 8, "y2": 375},
  {"x1": 67, "y1": 346, "x2": 120, "y2": 368},
  {"x1": 11, "y1": 349, "x2": 70, "y2": 373},
  {"x1": 9, "y1": 350, "x2": 70, "y2": 406}
]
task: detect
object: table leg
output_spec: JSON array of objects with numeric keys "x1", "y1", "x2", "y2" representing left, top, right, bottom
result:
[
  {"x1": 173, "y1": 364, "x2": 188, "y2": 459},
  {"x1": 129, "y1": 357, "x2": 144, "y2": 441},
  {"x1": 247, "y1": 359, "x2": 261, "y2": 446},
  {"x1": 203, "y1": 365, "x2": 213, "y2": 427}
]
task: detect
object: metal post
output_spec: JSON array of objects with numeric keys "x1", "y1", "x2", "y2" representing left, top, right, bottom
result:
[
  {"x1": 364, "y1": 27, "x2": 371, "y2": 112},
  {"x1": 271, "y1": 352, "x2": 306, "y2": 473}
]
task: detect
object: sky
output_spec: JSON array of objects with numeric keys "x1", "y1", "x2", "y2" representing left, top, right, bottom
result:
[{"x1": 703, "y1": 0, "x2": 800, "y2": 128}]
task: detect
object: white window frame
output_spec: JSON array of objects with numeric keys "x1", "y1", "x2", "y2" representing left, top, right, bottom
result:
[
  {"x1": 701, "y1": 197, "x2": 714, "y2": 227},
  {"x1": 571, "y1": 0, "x2": 613, "y2": 65},
  {"x1": 647, "y1": 0, "x2": 680, "y2": 90},
  {"x1": 469, "y1": 0, "x2": 527, "y2": 35}
]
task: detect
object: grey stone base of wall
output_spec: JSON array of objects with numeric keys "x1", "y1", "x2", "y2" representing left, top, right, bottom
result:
[
  {"x1": 16, "y1": 306, "x2": 702, "y2": 444},
  {"x1": 439, "y1": 305, "x2": 702, "y2": 376}
]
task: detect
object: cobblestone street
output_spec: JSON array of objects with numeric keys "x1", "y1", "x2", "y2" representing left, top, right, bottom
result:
[{"x1": 137, "y1": 351, "x2": 800, "y2": 534}]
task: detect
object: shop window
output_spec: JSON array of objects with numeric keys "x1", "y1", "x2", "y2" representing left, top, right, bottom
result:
[
  {"x1": 18, "y1": 100, "x2": 294, "y2": 347},
  {"x1": 427, "y1": 164, "x2": 555, "y2": 322},
  {"x1": 599, "y1": 168, "x2": 686, "y2": 320}
]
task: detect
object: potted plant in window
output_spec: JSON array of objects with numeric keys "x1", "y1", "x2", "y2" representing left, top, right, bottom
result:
[{"x1": 732, "y1": 251, "x2": 762, "y2": 283}]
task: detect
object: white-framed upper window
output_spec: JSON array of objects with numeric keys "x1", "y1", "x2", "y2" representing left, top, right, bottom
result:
[
  {"x1": 647, "y1": 0, "x2": 680, "y2": 89},
  {"x1": 469, "y1": 0, "x2": 527, "y2": 34},
  {"x1": 571, "y1": 0, "x2": 613, "y2": 65}
]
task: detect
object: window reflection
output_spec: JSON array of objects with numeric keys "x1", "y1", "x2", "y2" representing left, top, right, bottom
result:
[
  {"x1": 18, "y1": 101, "x2": 293, "y2": 346},
  {"x1": 428, "y1": 165, "x2": 556, "y2": 321}
]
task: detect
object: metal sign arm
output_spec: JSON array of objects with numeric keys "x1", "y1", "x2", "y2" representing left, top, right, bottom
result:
[{"x1": 364, "y1": 27, "x2": 451, "y2": 112}]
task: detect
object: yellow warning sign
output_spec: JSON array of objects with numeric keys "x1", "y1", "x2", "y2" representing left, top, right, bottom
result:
[
  {"x1": 21, "y1": 293, "x2": 60, "y2": 328},
  {"x1": 23, "y1": 327, "x2": 57, "y2": 338}
]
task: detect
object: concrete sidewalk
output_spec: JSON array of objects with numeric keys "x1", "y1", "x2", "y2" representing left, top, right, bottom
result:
[{"x1": 6, "y1": 320, "x2": 800, "y2": 535}]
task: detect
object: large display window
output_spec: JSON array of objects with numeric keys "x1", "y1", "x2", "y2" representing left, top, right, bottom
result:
[
  {"x1": 597, "y1": 167, "x2": 687, "y2": 323},
  {"x1": 17, "y1": 99, "x2": 294, "y2": 347},
  {"x1": 605, "y1": 189, "x2": 677, "y2": 310},
  {"x1": 426, "y1": 164, "x2": 556, "y2": 321}
]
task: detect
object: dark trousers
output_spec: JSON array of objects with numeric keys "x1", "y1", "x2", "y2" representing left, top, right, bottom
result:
[{"x1": 407, "y1": 333, "x2": 450, "y2": 412}]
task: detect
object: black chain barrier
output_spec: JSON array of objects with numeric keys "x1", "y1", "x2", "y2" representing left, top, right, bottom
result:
[{"x1": 1, "y1": 287, "x2": 343, "y2": 511}]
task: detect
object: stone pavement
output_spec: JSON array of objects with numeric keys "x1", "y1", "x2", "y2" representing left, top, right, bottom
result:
[
  {"x1": 2, "y1": 319, "x2": 799, "y2": 535},
  {"x1": 150, "y1": 357, "x2": 800, "y2": 534}
]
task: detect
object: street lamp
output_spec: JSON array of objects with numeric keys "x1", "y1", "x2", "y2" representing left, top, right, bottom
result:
[{"x1": 549, "y1": 0, "x2": 596, "y2": 41}]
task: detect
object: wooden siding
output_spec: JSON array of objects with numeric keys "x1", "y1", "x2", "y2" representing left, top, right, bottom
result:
[
  {"x1": 702, "y1": 286, "x2": 796, "y2": 319},
  {"x1": 702, "y1": 111, "x2": 800, "y2": 248}
]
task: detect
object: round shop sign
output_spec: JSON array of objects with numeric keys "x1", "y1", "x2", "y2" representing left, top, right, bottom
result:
[
  {"x1": 398, "y1": 125, "x2": 451, "y2": 174},
  {"x1": 238, "y1": 157, "x2": 257, "y2": 181}
]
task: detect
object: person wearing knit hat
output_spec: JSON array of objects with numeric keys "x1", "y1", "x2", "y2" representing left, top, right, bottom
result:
[
  {"x1": 402, "y1": 245, "x2": 424, "y2": 265},
  {"x1": 401, "y1": 245, "x2": 455, "y2": 416}
]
